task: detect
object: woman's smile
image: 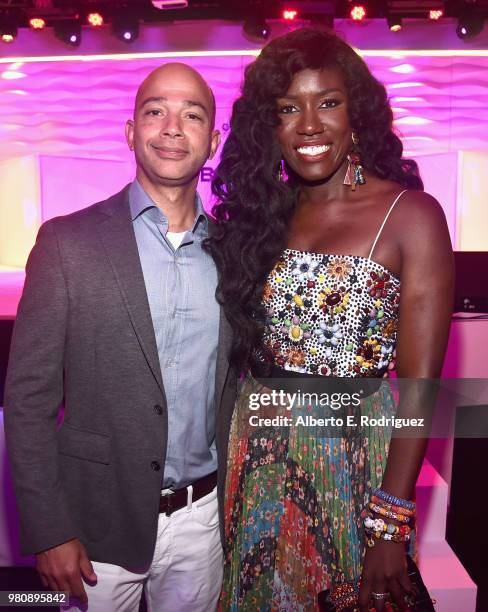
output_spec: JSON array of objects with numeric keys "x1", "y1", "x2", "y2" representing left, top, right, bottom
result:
[
  {"x1": 276, "y1": 67, "x2": 351, "y2": 184},
  {"x1": 295, "y1": 142, "x2": 332, "y2": 160}
]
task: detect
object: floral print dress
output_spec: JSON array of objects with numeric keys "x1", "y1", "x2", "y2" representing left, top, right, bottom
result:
[{"x1": 221, "y1": 246, "x2": 403, "y2": 611}]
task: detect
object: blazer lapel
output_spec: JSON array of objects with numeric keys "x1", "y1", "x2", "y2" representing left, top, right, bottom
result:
[
  {"x1": 215, "y1": 307, "x2": 232, "y2": 413},
  {"x1": 97, "y1": 187, "x2": 165, "y2": 395},
  {"x1": 207, "y1": 219, "x2": 233, "y2": 412}
]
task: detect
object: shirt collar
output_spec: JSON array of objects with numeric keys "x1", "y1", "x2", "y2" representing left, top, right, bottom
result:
[{"x1": 129, "y1": 179, "x2": 208, "y2": 234}]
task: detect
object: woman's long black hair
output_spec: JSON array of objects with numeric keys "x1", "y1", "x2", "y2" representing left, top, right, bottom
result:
[{"x1": 206, "y1": 27, "x2": 423, "y2": 374}]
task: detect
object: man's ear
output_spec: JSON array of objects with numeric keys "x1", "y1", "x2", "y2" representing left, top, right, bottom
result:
[
  {"x1": 125, "y1": 119, "x2": 135, "y2": 152},
  {"x1": 208, "y1": 130, "x2": 221, "y2": 160}
]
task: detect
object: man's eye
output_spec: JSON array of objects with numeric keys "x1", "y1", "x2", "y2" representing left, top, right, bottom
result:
[
  {"x1": 186, "y1": 113, "x2": 203, "y2": 121},
  {"x1": 146, "y1": 109, "x2": 162, "y2": 116}
]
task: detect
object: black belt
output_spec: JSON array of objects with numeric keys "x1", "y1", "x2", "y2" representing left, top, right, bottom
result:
[{"x1": 159, "y1": 471, "x2": 217, "y2": 516}]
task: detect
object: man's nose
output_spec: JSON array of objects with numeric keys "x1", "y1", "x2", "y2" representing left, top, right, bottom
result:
[{"x1": 161, "y1": 113, "x2": 184, "y2": 138}]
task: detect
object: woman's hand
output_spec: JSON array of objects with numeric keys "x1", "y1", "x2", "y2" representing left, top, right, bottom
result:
[{"x1": 358, "y1": 540, "x2": 412, "y2": 611}]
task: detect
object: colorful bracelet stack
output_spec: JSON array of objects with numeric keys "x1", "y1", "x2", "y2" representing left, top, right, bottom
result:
[
  {"x1": 370, "y1": 495, "x2": 416, "y2": 518},
  {"x1": 363, "y1": 488, "x2": 416, "y2": 548}
]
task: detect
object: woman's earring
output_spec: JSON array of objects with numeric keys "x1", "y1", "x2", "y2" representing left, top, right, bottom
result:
[
  {"x1": 277, "y1": 159, "x2": 286, "y2": 182},
  {"x1": 343, "y1": 132, "x2": 366, "y2": 191}
]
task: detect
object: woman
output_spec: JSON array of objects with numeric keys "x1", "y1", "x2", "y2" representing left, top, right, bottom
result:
[{"x1": 207, "y1": 28, "x2": 453, "y2": 611}]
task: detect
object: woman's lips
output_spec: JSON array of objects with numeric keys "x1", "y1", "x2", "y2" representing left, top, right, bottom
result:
[{"x1": 295, "y1": 143, "x2": 332, "y2": 161}]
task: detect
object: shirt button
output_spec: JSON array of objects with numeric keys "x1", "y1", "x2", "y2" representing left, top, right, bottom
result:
[
  {"x1": 153, "y1": 404, "x2": 163, "y2": 415},
  {"x1": 151, "y1": 461, "x2": 161, "y2": 471}
]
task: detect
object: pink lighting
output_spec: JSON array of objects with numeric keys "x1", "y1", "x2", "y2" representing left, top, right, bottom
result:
[
  {"x1": 0, "y1": 52, "x2": 486, "y2": 163},
  {"x1": 1, "y1": 71, "x2": 26, "y2": 79},
  {"x1": 0, "y1": 47, "x2": 486, "y2": 255}
]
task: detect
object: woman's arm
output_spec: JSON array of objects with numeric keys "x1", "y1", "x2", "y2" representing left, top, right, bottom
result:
[
  {"x1": 359, "y1": 191, "x2": 454, "y2": 611},
  {"x1": 382, "y1": 190, "x2": 454, "y2": 497}
]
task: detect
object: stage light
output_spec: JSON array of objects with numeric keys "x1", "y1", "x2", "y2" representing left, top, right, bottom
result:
[
  {"x1": 0, "y1": 14, "x2": 17, "y2": 43},
  {"x1": 387, "y1": 15, "x2": 402, "y2": 32},
  {"x1": 30, "y1": 17, "x2": 46, "y2": 30},
  {"x1": 456, "y1": 6, "x2": 484, "y2": 40},
  {"x1": 282, "y1": 9, "x2": 298, "y2": 21},
  {"x1": 429, "y1": 9, "x2": 443, "y2": 21},
  {"x1": 350, "y1": 5, "x2": 367, "y2": 21},
  {"x1": 113, "y1": 14, "x2": 140, "y2": 43},
  {"x1": 243, "y1": 16, "x2": 270, "y2": 41},
  {"x1": 54, "y1": 20, "x2": 81, "y2": 47},
  {"x1": 87, "y1": 12, "x2": 104, "y2": 27}
]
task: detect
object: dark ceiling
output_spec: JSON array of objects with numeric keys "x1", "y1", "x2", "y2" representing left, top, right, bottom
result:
[{"x1": 0, "y1": 1, "x2": 484, "y2": 28}]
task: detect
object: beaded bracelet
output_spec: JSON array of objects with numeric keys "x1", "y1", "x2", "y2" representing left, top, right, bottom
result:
[
  {"x1": 370, "y1": 495, "x2": 416, "y2": 518},
  {"x1": 365, "y1": 527, "x2": 411, "y2": 545},
  {"x1": 369, "y1": 502, "x2": 411, "y2": 523},
  {"x1": 366, "y1": 528, "x2": 411, "y2": 543},
  {"x1": 380, "y1": 531, "x2": 411, "y2": 543},
  {"x1": 366, "y1": 531, "x2": 411, "y2": 548},
  {"x1": 363, "y1": 515, "x2": 411, "y2": 536},
  {"x1": 364, "y1": 512, "x2": 412, "y2": 534},
  {"x1": 373, "y1": 488, "x2": 416, "y2": 511}
]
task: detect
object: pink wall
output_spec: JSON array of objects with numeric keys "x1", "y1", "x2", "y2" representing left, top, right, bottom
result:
[
  {"x1": 1, "y1": 50, "x2": 487, "y2": 227},
  {"x1": 1, "y1": 53, "x2": 487, "y2": 165}
]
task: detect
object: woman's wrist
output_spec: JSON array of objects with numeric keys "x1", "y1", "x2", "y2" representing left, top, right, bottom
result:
[{"x1": 363, "y1": 487, "x2": 416, "y2": 547}]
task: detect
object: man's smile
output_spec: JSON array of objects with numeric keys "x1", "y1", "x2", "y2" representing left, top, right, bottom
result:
[{"x1": 151, "y1": 144, "x2": 189, "y2": 160}]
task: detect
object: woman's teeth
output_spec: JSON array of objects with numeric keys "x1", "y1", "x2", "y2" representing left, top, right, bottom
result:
[{"x1": 296, "y1": 144, "x2": 331, "y2": 156}]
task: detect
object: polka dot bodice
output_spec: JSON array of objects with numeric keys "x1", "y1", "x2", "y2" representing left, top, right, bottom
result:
[{"x1": 260, "y1": 248, "x2": 401, "y2": 377}]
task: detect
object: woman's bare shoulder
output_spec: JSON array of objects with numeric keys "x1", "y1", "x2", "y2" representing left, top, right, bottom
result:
[
  {"x1": 390, "y1": 190, "x2": 451, "y2": 259},
  {"x1": 394, "y1": 189, "x2": 447, "y2": 231}
]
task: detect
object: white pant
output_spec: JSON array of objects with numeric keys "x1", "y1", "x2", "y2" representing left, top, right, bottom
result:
[{"x1": 62, "y1": 487, "x2": 223, "y2": 612}]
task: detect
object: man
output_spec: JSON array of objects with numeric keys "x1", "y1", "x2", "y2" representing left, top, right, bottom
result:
[{"x1": 4, "y1": 63, "x2": 236, "y2": 611}]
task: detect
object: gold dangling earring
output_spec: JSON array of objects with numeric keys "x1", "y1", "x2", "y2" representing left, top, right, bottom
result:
[{"x1": 343, "y1": 132, "x2": 366, "y2": 191}]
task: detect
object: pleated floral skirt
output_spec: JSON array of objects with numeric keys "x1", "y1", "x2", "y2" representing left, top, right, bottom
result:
[{"x1": 220, "y1": 375, "x2": 397, "y2": 611}]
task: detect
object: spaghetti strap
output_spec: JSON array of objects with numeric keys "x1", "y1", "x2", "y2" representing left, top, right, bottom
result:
[{"x1": 368, "y1": 189, "x2": 407, "y2": 260}]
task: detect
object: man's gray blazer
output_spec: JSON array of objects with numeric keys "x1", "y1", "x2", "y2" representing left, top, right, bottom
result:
[{"x1": 4, "y1": 185, "x2": 237, "y2": 569}]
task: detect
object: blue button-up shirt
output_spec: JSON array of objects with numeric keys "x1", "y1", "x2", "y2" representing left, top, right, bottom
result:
[{"x1": 129, "y1": 180, "x2": 219, "y2": 488}]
